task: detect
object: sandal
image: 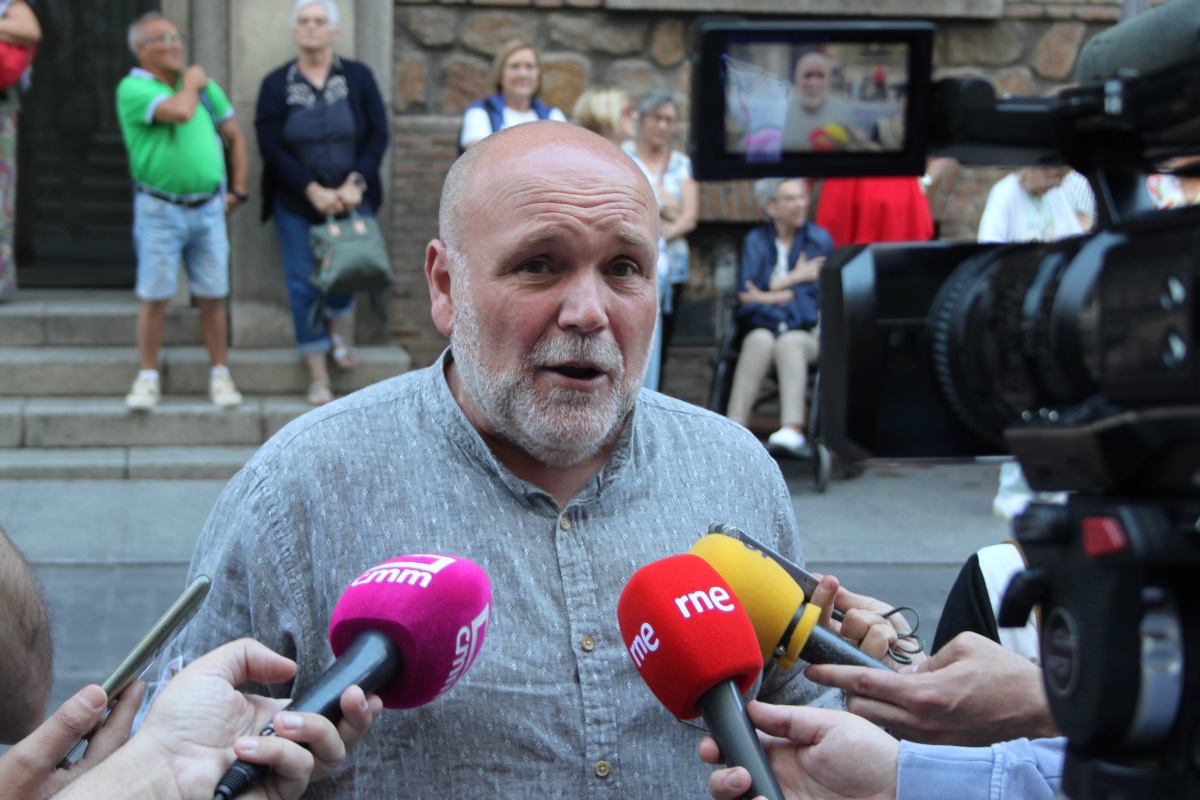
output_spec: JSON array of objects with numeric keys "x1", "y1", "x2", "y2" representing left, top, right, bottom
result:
[
  {"x1": 307, "y1": 380, "x2": 334, "y2": 406},
  {"x1": 330, "y1": 335, "x2": 358, "y2": 370}
]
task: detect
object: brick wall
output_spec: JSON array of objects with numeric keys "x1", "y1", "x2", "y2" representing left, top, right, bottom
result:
[{"x1": 387, "y1": 0, "x2": 1129, "y2": 369}]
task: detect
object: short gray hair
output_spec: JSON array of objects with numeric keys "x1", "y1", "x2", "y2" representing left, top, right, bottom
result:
[
  {"x1": 127, "y1": 11, "x2": 169, "y2": 58},
  {"x1": 439, "y1": 141, "x2": 484, "y2": 268},
  {"x1": 292, "y1": 0, "x2": 339, "y2": 29},
  {"x1": 753, "y1": 178, "x2": 786, "y2": 211},
  {"x1": 753, "y1": 177, "x2": 808, "y2": 213},
  {"x1": 636, "y1": 90, "x2": 677, "y2": 118}
]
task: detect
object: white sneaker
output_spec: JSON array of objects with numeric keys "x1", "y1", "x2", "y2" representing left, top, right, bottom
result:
[
  {"x1": 209, "y1": 371, "x2": 243, "y2": 408},
  {"x1": 125, "y1": 374, "x2": 160, "y2": 411},
  {"x1": 767, "y1": 427, "x2": 811, "y2": 458}
]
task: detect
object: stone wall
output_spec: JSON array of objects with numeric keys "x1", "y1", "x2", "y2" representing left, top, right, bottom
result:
[{"x1": 387, "y1": 0, "x2": 1128, "y2": 370}]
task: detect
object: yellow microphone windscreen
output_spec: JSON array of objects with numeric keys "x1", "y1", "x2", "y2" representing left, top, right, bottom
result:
[{"x1": 690, "y1": 533, "x2": 813, "y2": 669}]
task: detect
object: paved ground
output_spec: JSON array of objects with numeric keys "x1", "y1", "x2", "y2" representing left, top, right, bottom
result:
[{"x1": 1, "y1": 457, "x2": 1009, "y2": 727}]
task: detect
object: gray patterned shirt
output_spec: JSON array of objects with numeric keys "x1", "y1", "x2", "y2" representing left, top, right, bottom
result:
[{"x1": 173, "y1": 351, "x2": 839, "y2": 798}]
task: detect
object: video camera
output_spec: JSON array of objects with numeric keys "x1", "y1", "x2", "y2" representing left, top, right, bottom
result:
[{"x1": 690, "y1": 2, "x2": 1200, "y2": 797}]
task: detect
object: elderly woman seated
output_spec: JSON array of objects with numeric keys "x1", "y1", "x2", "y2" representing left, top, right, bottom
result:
[{"x1": 725, "y1": 177, "x2": 834, "y2": 456}]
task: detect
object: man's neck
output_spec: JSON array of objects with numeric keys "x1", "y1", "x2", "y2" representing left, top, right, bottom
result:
[
  {"x1": 444, "y1": 361, "x2": 617, "y2": 508},
  {"x1": 298, "y1": 48, "x2": 333, "y2": 71},
  {"x1": 505, "y1": 94, "x2": 533, "y2": 113},
  {"x1": 145, "y1": 64, "x2": 179, "y2": 86}
]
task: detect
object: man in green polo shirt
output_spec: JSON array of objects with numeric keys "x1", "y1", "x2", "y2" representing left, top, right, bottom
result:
[{"x1": 116, "y1": 11, "x2": 249, "y2": 410}]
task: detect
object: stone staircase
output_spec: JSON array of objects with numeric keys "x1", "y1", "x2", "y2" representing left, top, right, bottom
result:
[{"x1": 0, "y1": 290, "x2": 413, "y2": 479}]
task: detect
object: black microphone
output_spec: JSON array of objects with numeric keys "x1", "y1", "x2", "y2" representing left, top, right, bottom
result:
[
  {"x1": 212, "y1": 554, "x2": 492, "y2": 799},
  {"x1": 1075, "y1": 0, "x2": 1200, "y2": 83},
  {"x1": 213, "y1": 633, "x2": 400, "y2": 799},
  {"x1": 799, "y1": 612, "x2": 895, "y2": 671}
]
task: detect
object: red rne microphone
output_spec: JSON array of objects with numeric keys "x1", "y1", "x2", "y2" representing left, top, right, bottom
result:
[
  {"x1": 214, "y1": 554, "x2": 492, "y2": 799},
  {"x1": 617, "y1": 554, "x2": 784, "y2": 800}
]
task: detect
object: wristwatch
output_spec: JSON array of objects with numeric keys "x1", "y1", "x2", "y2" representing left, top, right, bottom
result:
[
  {"x1": 230, "y1": 189, "x2": 249, "y2": 202},
  {"x1": 349, "y1": 172, "x2": 367, "y2": 189}
]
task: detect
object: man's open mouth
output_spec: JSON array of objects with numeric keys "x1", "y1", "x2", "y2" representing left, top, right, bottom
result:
[{"x1": 547, "y1": 363, "x2": 605, "y2": 381}]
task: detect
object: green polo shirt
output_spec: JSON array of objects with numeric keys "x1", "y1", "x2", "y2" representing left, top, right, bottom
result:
[{"x1": 116, "y1": 68, "x2": 232, "y2": 196}]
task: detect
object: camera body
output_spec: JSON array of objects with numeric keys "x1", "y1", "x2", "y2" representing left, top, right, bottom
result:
[{"x1": 690, "y1": 3, "x2": 1200, "y2": 797}]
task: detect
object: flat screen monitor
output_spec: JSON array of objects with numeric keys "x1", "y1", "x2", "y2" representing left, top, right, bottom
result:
[{"x1": 691, "y1": 21, "x2": 934, "y2": 180}]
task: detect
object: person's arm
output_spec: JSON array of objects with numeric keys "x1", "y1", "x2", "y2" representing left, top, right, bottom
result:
[
  {"x1": 661, "y1": 177, "x2": 699, "y2": 242},
  {"x1": 459, "y1": 105, "x2": 491, "y2": 149},
  {"x1": 0, "y1": 527, "x2": 52, "y2": 742},
  {"x1": 737, "y1": 231, "x2": 776, "y2": 301},
  {"x1": 805, "y1": 631, "x2": 1059, "y2": 746},
  {"x1": 976, "y1": 180, "x2": 1010, "y2": 243},
  {"x1": 254, "y1": 71, "x2": 319, "y2": 200},
  {"x1": 699, "y1": 701, "x2": 1064, "y2": 800},
  {"x1": 55, "y1": 639, "x2": 381, "y2": 800},
  {"x1": 152, "y1": 65, "x2": 208, "y2": 125},
  {"x1": 767, "y1": 252, "x2": 824, "y2": 291},
  {"x1": 700, "y1": 701, "x2": 899, "y2": 800},
  {"x1": 738, "y1": 280, "x2": 793, "y2": 306},
  {"x1": 0, "y1": 681, "x2": 144, "y2": 799},
  {"x1": 0, "y1": 1, "x2": 40, "y2": 46},
  {"x1": 218, "y1": 117, "x2": 248, "y2": 211},
  {"x1": 895, "y1": 737, "x2": 1064, "y2": 800},
  {"x1": 350, "y1": 64, "x2": 389, "y2": 189}
]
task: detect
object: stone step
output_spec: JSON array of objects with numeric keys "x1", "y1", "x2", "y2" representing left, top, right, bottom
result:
[
  {"x1": 0, "y1": 345, "x2": 411, "y2": 396},
  {"x1": 165, "y1": 345, "x2": 411, "y2": 395},
  {"x1": 0, "y1": 445, "x2": 259, "y2": 479},
  {"x1": 0, "y1": 290, "x2": 203, "y2": 347},
  {"x1": 7, "y1": 396, "x2": 315, "y2": 448}
]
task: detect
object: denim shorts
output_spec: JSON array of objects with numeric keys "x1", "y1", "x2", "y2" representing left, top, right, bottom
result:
[{"x1": 133, "y1": 191, "x2": 229, "y2": 301}]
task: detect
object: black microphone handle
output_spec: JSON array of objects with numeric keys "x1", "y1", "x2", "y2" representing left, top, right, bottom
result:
[
  {"x1": 212, "y1": 630, "x2": 402, "y2": 800},
  {"x1": 698, "y1": 681, "x2": 785, "y2": 800},
  {"x1": 800, "y1": 624, "x2": 895, "y2": 672}
]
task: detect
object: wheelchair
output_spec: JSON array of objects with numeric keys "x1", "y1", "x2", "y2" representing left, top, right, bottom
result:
[{"x1": 707, "y1": 300, "x2": 834, "y2": 492}]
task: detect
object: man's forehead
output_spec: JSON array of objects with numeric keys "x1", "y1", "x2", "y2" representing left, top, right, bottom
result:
[
  {"x1": 798, "y1": 54, "x2": 831, "y2": 72},
  {"x1": 477, "y1": 141, "x2": 653, "y2": 205},
  {"x1": 141, "y1": 19, "x2": 177, "y2": 39}
]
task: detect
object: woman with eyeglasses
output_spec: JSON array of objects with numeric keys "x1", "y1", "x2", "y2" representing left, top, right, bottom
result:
[
  {"x1": 458, "y1": 39, "x2": 566, "y2": 153},
  {"x1": 255, "y1": 0, "x2": 388, "y2": 405},
  {"x1": 621, "y1": 91, "x2": 698, "y2": 381}
]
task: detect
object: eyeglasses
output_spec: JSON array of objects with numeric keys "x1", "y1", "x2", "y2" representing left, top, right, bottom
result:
[
  {"x1": 143, "y1": 33, "x2": 181, "y2": 46},
  {"x1": 647, "y1": 113, "x2": 677, "y2": 126},
  {"x1": 296, "y1": 16, "x2": 330, "y2": 27}
]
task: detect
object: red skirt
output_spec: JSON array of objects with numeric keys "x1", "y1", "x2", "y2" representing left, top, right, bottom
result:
[{"x1": 815, "y1": 176, "x2": 934, "y2": 247}]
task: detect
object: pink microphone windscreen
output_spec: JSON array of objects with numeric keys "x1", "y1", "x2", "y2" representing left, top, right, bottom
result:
[{"x1": 329, "y1": 554, "x2": 492, "y2": 709}]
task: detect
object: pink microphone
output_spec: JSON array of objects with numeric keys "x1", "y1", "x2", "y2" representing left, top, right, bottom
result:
[
  {"x1": 213, "y1": 554, "x2": 492, "y2": 798},
  {"x1": 329, "y1": 554, "x2": 492, "y2": 708}
]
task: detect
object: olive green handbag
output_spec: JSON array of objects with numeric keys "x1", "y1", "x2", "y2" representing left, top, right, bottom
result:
[{"x1": 309, "y1": 211, "x2": 392, "y2": 324}]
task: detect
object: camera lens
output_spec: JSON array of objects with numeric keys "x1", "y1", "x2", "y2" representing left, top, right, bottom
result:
[{"x1": 927, "y1": 238, "x2": 1096, "y2": 446}]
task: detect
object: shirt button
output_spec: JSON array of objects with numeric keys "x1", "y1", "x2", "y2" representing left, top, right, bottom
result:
[
  {"x1": 580, "y1": 634, "x2": 596, "y2": 652},
  {"x1": 559, "y1": 516, "x2": 571, "y2": 532},
  {"x1": 594, "y1": 760, "x2": 611, "y2": 779}
]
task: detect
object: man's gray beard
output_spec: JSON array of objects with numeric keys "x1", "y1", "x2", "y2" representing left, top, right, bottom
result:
[{"x1": 450, "y1": 295, "x2": 645, "y2": 469}]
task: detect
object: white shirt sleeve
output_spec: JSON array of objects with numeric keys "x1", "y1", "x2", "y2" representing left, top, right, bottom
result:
[
  {"x1": 977, "y1": 178, "x2": 1013, "y2": 243},
  {"x1": 549, "y1": 107, "x2": 567, "y2": 123},
  {"x1": 460, "y1": 107, "x2": 492, "y2": 149}
]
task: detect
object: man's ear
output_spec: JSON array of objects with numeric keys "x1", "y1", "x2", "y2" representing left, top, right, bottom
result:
[{"x1": 425, "y1": 238, "x2": 456, "y2": 337}]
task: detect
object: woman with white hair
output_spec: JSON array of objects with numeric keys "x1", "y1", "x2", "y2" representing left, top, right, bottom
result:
[
  {"x1": 255, "y1": 0, "x2": 388, "y2": 405},
  {"x1": 459, "y1": 39, "x2": 566, "y2": 152},
  {"x1": 622, "y1": 91, "x2": 698, "y2": 379},
  {"x1": 726, "y1": 177, "x2": 834, "y2": 457}
]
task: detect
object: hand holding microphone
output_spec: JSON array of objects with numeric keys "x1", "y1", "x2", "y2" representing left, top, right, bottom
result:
[
  {"x1": 618, "y1": 554, "x2": 785, "y2": 800},
  {"x1": 699, "y1": 701, "x2": 901, "y2": 800},
  {"x1": 213, "y1": 554, "x2": 492, "y2": 799},
  {"x1": 690, "y1": 533, "x2": 895, "y2": 672}
]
